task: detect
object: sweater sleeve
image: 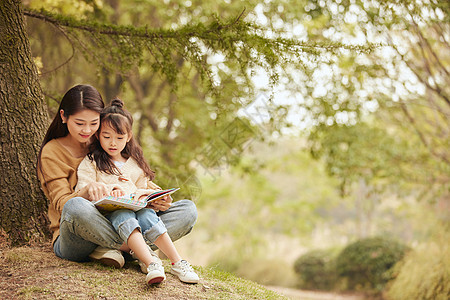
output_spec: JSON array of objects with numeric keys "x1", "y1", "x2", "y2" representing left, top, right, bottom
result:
[
  {"x1": 39, "y1": 155, "x2": 81, "y2": 214},
  {"x1": 134, "y1": 169, "x2": 161, "y2": 200},
  {"x1": 75, "y1": 156, "x2": 97, "y2": 192}
]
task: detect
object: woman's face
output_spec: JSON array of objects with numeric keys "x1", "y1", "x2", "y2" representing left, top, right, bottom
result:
[{"x1": 61, "y1": 109, "x2": 100, "y2": 144}]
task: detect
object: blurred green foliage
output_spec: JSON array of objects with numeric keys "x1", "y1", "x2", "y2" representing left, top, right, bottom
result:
[
  {"x1": 293, "y1": 249, "x2": 337, "y2": 290},
  {"x1": 335, "y1": 236, "x2": 409, "y2": 293},
  {"x1": 386, "y1": 221, "x2": 450, "y2": 300},
  {"x1": 298, "y1": 0, "x2": 449, "y2": 205}
]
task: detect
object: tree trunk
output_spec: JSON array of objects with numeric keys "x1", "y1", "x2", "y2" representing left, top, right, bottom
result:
[{"x1": 0, "y1": 0, "x2": 50, "y2": 245}]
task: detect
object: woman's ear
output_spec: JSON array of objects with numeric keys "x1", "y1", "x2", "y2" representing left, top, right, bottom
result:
[{"x1": 60, "y1": 110, "x2": 67, "y2": 124}]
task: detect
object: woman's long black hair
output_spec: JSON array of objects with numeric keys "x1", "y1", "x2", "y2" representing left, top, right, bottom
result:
[{"x1": 37, "y1": 84, "x2": 105, "y2": 177}]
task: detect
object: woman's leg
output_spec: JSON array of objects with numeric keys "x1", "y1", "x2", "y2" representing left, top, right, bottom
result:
[
  {"x1": 155, "y1": 199, "x2": 198, "y2": 244},
  {"x1": 54, "y1": 197, "x2": 124, "y2": 262}
]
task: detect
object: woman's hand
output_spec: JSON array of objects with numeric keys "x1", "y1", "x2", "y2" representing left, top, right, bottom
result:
[
  {"x1": 148, "y1": 195, "x2": 173, "y2": 212},
  {"x1": 82, "y1": 182, "x2": 111, "y2": 202}
]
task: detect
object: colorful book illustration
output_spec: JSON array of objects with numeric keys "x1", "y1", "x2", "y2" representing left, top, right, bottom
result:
[{"x1": 93, "y1": 188, "x2": 180, "y2": 212}]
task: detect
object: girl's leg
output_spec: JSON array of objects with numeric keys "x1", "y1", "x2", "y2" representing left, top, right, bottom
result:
[
  {"x1": 135, "y1": 208, "x2": 167, "y2": 245},
  {"x1": 106, "y1": 210, "x2": 157, "y2": 267},
  {"x1": 137, "y1": 206, "x2": 199, "y2": 283},
  {"x1": 156, "y1": 199, "x2": 197, "y2": 244},
  {"x1": 55, "y1": 197, "x2": 124, "y2": 262},
  {"x1": 127, "y1": 228, "x2": 157, "y2": 267},
  {"x1": 107, "y1": 209, "x2": 166, "y2": 284},
  {"x1": 135, "y1": 208, "x2": 181, "y2": 263},
  {"x1": 153, "y1": 233, "x2": 182, "y2": 263}
]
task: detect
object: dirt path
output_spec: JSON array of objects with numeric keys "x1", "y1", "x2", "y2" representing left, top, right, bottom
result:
[{"x1": 266, "y1": 286, "x2": 366, "y2": 300}]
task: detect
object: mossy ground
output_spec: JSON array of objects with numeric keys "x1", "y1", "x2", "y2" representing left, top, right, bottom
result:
[{"x1": 0, "y1": 241, "x2": 286, "y2": 299}]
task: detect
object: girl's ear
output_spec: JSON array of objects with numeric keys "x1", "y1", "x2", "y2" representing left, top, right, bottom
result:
[
  {"x1": 60, "y1": 110, "x2": 67, "y2": 123},
  {"x1": 127, "y1": 131, "x2": 133, "y2": 143}
]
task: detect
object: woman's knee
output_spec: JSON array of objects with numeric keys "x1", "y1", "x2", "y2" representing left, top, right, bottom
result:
[
  {"x1": 177, "y1": 200, "x2": 198, "y2": 226},
  {"x1": 62, "y1": 197, "x2": 98, "y2": 223}
]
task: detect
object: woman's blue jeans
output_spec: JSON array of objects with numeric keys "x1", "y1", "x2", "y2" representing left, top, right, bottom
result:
[{"x1": 53, "y1": 197, "x2": 197, "y2": 262}]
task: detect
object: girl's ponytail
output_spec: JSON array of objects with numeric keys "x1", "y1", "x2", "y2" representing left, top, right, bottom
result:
[{"x1": 110, "y1": 99, "x2": 124, "y2": 108}]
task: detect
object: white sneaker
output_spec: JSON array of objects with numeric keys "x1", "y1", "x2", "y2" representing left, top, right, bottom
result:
[
  {"x1": 170, "y1": 260, "x2": 199, "y2": 283},
  {"x1": 130, "y1": 245, "x2": 162, "y2": 273},
  {"x1": 89, "y1": 246, "x2": 125, "y2": 269},
  {"x1": 146, "y1": 262, "x2": 166, "y2": 284}
]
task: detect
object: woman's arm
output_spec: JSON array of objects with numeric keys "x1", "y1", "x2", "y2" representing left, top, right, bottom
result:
[{"x1": 39, "y1": 155, "x2": 83, "y2": 213}]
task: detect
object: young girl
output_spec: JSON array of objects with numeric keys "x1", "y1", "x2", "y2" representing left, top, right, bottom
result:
[{"x1": 75, "y1": 99, "x2": 199, "y2": 284}]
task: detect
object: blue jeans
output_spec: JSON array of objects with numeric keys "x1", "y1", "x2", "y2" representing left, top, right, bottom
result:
[
  {"x1": 53, "y1": 197, "x2": 197, "y2": 262},
  {"x1": 105, "y1": 208, "x2": 167, "y2": 244}
]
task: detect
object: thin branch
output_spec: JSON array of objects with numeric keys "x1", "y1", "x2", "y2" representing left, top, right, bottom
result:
[
  {"x1": 400, "y1": 102, "x2": 449, "y2": 165},
  {"x1": 390, "y1": 39, "x2": 450, "y2": 107},
  {"x1": 411, "y1": 17, "x2": 450, "y2": 78},
  {"x1": 39, "y1": 26, "x2": 75, "y2": 76}
]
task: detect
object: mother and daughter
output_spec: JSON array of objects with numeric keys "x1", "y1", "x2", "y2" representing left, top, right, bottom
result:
[{"x1": 37, "y1": 84, "x2": 199, "y2": 285}]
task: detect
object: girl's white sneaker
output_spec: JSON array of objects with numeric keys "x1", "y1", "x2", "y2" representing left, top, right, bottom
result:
[
  {"x1": 146, "y1": 262, "x2": 166, "y2": 284},
  {"x1": 170, "y1": 260, "x2": 199, "y2": 283},
  {"x1": 130, "y1": 247, "x2": 162, "y2": 273}
]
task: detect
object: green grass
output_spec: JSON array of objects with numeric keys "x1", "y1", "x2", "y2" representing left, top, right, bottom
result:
[{"x1": 1, "y1": 244, "x2": 287, "y2": 300}]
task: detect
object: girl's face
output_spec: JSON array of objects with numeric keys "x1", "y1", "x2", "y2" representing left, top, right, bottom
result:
[
  {"x1": 98, "y1": 122, "x2": 131, "y2": 161},
  {"x1": 61, "y1": 109, "x2": 100, "y2": 145}
]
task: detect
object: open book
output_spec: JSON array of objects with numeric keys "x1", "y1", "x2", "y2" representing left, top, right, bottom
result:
[{"x1": 93, "y1": 188, "x2": 179, "y2": 212}]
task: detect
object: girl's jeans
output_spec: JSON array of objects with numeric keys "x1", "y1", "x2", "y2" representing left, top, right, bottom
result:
[
  {"x1": 105, "y1": 208, "x2": 167, "y2": 245},
  {"x1": 53, "y1": 197, "x2": 197, "y2": 262}
]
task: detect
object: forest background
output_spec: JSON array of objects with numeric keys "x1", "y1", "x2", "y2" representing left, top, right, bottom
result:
[{"x1": 1, "y1": 0, "x2": 448, "y2": 298}]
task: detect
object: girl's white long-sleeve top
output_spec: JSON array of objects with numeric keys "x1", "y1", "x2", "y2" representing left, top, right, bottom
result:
[{"x1": 75, "y1": 156, "x2": 161, "y2": 201}]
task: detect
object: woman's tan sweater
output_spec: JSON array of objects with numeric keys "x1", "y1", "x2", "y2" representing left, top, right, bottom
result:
[{"x1": 38, "y1": 139, "x2": 84, "y2": 244}]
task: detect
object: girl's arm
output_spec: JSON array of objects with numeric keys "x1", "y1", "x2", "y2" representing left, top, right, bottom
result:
[
  {"x1": 76, "y1": 157, "x2": 118, "y2": 201},
  {"x1": 135, "y1": 172, "x2": 171, "y2": 211},
  {"x1": 75, "y1": 157, "x2": 97, "y2": 192},
  {"x1": 145, "y1": 178, "x2": 173, "y2": 211}
]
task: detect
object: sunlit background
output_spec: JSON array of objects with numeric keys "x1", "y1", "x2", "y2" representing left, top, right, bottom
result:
[{"x1": 24, "y1": 0, "x2": 449, "y2": 298}]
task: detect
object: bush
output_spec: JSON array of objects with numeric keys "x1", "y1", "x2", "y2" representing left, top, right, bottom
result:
[
  {"x1": 293, "y1": 249, "x2": 337, "y2": 290},
  {"x1": 386, "y1": 224, "x2": 450, "y2": 300},
  {"x1": 335, "y1": 236, "x2": 408, "y2": 293}
]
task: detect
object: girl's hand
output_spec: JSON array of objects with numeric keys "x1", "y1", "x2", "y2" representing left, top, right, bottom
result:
[
  {"x1": 110, "y1": 189, "x2": 125, "y2": 197},
  {"x1": 148, "y1": 195, "x2": 173, "y2": 212},
  {"x1": 85, "y1": 182, "x2": 111, "y2": 202}
]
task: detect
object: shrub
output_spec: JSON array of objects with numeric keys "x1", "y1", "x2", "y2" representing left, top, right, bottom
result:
[
  {"x1": 386, "y1": 225, "x2": 450, "y2": 300},
  {"x1": 293, "y1": 249, "x2": 337, "y2": 290},
  {"x1": 335, "y1": 236, "x2": 408, "y2": 293}
]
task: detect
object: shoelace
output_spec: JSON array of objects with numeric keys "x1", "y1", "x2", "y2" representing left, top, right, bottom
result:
[
  {"x1": 177, "y1": 260, "x2": 194, "y2": 274},
  {"x1": 147, "y1": 262, "x2": 162, "y2": 271}
]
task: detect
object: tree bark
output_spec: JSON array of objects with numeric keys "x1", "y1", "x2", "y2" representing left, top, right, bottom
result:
[{"x1": 0, "y1": 0, "x2": 50, "y2": 245}]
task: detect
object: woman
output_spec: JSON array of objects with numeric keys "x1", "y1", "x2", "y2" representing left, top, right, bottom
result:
[{"x1": 37, "y1": 84, "x2": 197, "y2": 267}]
